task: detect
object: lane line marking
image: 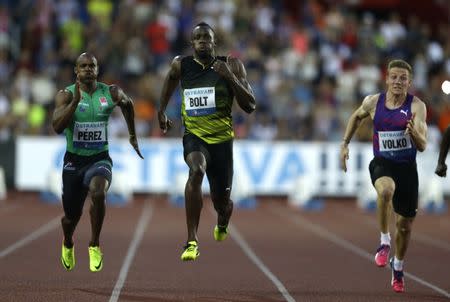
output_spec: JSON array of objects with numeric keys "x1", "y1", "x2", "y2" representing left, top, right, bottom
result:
[
  {"x1": 228, "y1": 224, "x2": 296, "y2": 302},
  {"x1": 271, "y1": 207, "x2": 450, "y2": 299},
  {"x1": 109, "y1": 202, "x2": 153, "y2": 302},
  {"x1": 0, "y1": 216, "x2": 61, "y2": 258},
  {"x1": 207, "y1": 205, "x2": 295, "y2": 301},
  {"x1": 335, "y1": 206, "x2": 450, "y2": 252}
]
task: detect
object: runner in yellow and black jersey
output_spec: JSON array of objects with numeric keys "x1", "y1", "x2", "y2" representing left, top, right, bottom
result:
[{"x1": 158, "y1": 22, "x2": 256, "y2": 261}]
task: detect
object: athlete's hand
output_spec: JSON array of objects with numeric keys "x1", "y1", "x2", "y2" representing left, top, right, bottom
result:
[
  {"x1": 73, "y1": 78, "x2": 82, "y2": 104},
  {"x1": 405, "y1": 112, "x2": 416, "y2": 136},
  {"x1": 340, "y1": 143, "x2": 349, "y2": 172},
  {"x1": 212, "y1": 60, "x2": 234, "y2": 81},
  {"x1": 435, "y1": 162, "x2": 447, "y2": 177},
  {"x1": 129, "y1": 135, "x2": 144, "y2": 159},
  {"x1": 158, "y1": 111, "x2": 173, "y2": 134}
]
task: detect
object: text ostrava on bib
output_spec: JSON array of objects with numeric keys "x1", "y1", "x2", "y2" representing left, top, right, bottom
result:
[
  {"x1": 184, "y1": 87, "x2": 216, "y2": 116},
  {"x1": 378, "y1": 130, "x2": 412, "y2": 152}
]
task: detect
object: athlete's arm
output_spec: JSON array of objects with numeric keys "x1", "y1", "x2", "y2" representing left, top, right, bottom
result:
[
  {"x1": 212, "y1": 57, "x2": 256, "y2": 114},
  {"x1": 110, "y1": 85, "x2": 144, "y2": 159},
  {"x1": 52, "y1": 80, "x2": 81, "y2": 134},
  {"x1": 158, "y1": 56, "x2": 181, "y2": 133},
  {"x1": 435, "y1": 125, "x2": 450, "y2": 177},
  {"x1": 340, "y1": 94, "x2": 377, "y2": 172},
  {"x1": 407, "y1": 97, "x2": 427, "y2": 152}
]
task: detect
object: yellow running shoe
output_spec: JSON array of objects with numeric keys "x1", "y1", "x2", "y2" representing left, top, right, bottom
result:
[
  {"x1": 213, "y1": 225, "x2": 228, "y2": 242},
  {"x1": 181, "y1": 241, "x2": 199, "y2": 261},
  {"x1": 88, "y1": 246, "x2": 103, "y2": 272},
  {"x1": 61, "y1": 244, "x2": 75, "y2": 271}
]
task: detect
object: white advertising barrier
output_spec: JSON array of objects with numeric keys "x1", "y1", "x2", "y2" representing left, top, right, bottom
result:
[{"x1": 16, "y1": 136, "x2": 447, "y2": 198}]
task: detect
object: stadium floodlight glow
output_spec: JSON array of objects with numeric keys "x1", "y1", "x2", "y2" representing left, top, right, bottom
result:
[{"x1": 442, "y1": 80, "x2": 450, "y2": 95}]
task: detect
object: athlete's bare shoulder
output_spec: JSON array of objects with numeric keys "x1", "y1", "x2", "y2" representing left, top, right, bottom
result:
[
  {"x1": 361, "y1": 93, "x2": 380, "y2": 113},
  {"x1": 411, "y1": 95, "x2": 427, "y2": 117},
  {"x1": 167, "y1": 55, "x2": 184, "y2": 79},
  {"x1": 411, "y1": 95, "x2": 426, "y2": 107},
  {"x1": 226, "y1": 55, "x2": 245, "y2": 74}
]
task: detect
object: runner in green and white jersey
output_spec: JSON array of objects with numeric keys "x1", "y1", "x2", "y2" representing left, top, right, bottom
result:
[
  {"x1": 158, "y1": 22, "x2": 256, "y2": 261},
  {"x1": 52, "y1": 52, "x2": 143, "y2": 272}
]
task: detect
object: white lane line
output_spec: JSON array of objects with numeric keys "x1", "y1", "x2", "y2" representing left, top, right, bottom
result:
[
  {"x1": 0, "y1": 216, "x2": 61, "y2": 258},
  {"x1": 336, "y1": 207, "x2": 450, "y2": 252},
  {"x1": 229, "y1": 224, "x2": 296, "y2": 302},
  {"x1": 109, "y1": 202, "x2": 153, "y2": 302},
  {"x1": 271, "y1": 207, "x2": 450, "y2": 299},
  {"x1": 413, "y1": 233, "x2": 450, "y2": 251}
]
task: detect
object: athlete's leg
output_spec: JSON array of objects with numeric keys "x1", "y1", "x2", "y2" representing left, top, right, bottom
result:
[
  {"x1": 185, "y1": 151, "x2": 207, "y2": 243},
  {"x1": 208, "y1": 139, "x2": 234, "y2": 228},
  {"x1": 394, "y1": 214, "x2": 414, "y2": 260},
  {"x1": 61, "y1": 216, "x2": 80, "y2": 248},
  {"x1": 210, "y1": 191, "x2": 233, "y2": 227},
  {"x1": 88, "y1": 176, "x2": 109, "y2": 247},
  {"x1": 374, "y1": 177, "x2": 395, "y2": 234},
  {"x1": 61, "y1": 167, "x2": 88, "y2": 248}
]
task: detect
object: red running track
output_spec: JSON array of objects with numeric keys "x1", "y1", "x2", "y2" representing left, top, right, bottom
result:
[{"x1": 0, "y1": 192, "x2": 448, "y2": 302}]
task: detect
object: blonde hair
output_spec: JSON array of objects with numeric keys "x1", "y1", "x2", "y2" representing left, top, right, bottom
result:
[{"x1": 388, "y1": 59, "x2": 412, "y2": 76}]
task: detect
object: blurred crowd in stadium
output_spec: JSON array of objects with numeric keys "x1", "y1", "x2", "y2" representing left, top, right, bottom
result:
[{"x1": 0, "y1": 0, "x2": 448, "y2": 143}]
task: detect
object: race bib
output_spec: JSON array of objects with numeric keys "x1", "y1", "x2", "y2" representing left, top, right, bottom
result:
[
  {"x1": 73, "y1": 121, "x2": 107, "y2": 149},
  {"x1": 184, "y1": 87, "x2": 216, "y2": 116},
  {"x1": 378, "y1": 130, "x2": 412, "y2": 151}
]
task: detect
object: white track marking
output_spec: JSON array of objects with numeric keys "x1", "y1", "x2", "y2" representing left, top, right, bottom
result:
[
  {"x1": 271, "y1": 207, "x2": 450, "y2": 299},
  {"x1": 228, "y1": 224, "x2": 296, "y2": 302},
  {"x1": 335, "y1": 206, "x2": 450, "y2": 252},
  {"x1": 208, "y1": 205, "x2": 295, "y2": 302},
  {"x1": 0, "y1": 216, "x2": 60, "y2": 258},
  {"x1": 109, "y1": 202, "x2": 153, "y2": 302}
]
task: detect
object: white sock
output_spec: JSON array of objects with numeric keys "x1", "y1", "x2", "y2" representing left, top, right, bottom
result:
[
  {"x1": 380, "y1": 232, "x2": 391, "y2": 246},
  {"x1": 393, "y1": 256, "x2": 403, "y2": 271}
]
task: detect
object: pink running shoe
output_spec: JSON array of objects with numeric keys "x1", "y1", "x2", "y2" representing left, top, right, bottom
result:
[
  {"x1": 374, "y1": 244, "x2": 390, "y2": 267},
  {"x1": 390, "y1": 258, "x2": 405, "y2": 293}
]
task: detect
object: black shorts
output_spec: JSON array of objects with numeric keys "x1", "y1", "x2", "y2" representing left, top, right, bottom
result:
[
  {"x1": 62, "y1": 151, "x2": 113, "y2": 219},
  {"x1": 183, "y1": 132, "x2": 233, "y2": 197},
  {"x1": 369, "y1": 157, "x2": 418, "y2": 217}
]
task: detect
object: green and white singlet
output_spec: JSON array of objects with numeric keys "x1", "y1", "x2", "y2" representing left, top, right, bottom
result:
[
  {"x1": 180, "y1": 56, "x2": 235, "y2": 144},
  {"x1": 64, "y1": 82, "x2": 115, "y2": 156}
]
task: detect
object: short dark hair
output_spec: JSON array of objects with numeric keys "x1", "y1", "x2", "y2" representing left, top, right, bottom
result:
[
  {"x1": 388, "y1": 59, "x2": 412, "y2": 76},
  {"x1": 193, "y1": 22, "x2": 215, "y2": 35}
]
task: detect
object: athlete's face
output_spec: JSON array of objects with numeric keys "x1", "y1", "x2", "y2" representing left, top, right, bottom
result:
[
  {"x1": 386, "y1": 67, "x2": 411, "y2": 96},
  {"x1": 75, "y1": 55, "x2": 98, "y2": 83},
  {"x1": 191, "y1": 26, "x2": 215, "y2": 59}
]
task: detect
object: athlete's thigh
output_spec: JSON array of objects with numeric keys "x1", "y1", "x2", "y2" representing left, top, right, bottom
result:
[
  {"x1": 83, "y1": 160, "x2": 112, "y2": 190},
  {"x1": 183, "y1": 132, "x2": 211, "y2": 164},
  {"x1": 207, "y1": 140, "x2": 233, "y2": 200},
  {"x1": 62, "y1": 164, "x2": 88, "y2": 219},
  {"x1": 392, "y1": 164, "x2": 418, "y2": 218},
  {"x1": 369, "y1": 157, "x2": 394, "y2": 188}
]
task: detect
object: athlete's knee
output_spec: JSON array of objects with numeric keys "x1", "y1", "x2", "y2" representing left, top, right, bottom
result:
[
  {"x1": 189, "y1": 164, "x2": 206, "y2": 182},
  {"x1": 62, "y1": 213, "x2": 81, "y2": 225},
  {"x1": 213, "y1": 197, "x2": 233, "y2": 212},
  {"x1": 396, "y1": 219, "x2": 412, "y2": 235},
  {"x1": 378, "y1": 187, "x2": 394, "y2": 203},
  {"x1": 90, "y1": 188, "x2": 106, "y2": 202}
]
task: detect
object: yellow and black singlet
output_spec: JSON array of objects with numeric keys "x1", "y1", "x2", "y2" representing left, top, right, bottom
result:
[{"x1": 180, "y1": 55, "x2": 234, "y2": 144}]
